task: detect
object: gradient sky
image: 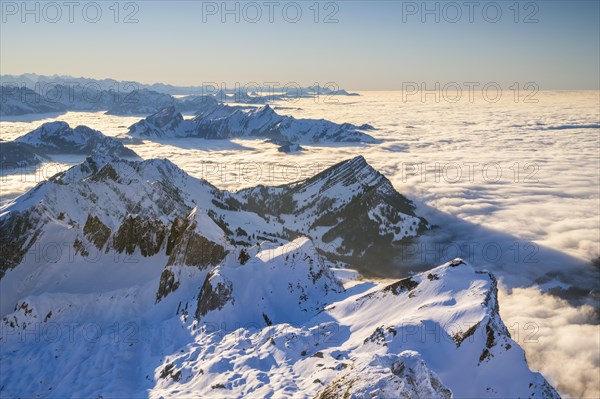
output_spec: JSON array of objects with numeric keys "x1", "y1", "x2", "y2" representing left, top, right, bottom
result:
[{"x1": 1, "y1": 0, "x2": 599, "y2": 89}]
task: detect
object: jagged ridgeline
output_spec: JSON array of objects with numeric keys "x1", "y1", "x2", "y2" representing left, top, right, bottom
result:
[
  {"x1": 126, "y1": 104, "x2": 378, "y2": 146},
  {"x1": 0, "y1": 154, "x2": 427, "y2": 279}
]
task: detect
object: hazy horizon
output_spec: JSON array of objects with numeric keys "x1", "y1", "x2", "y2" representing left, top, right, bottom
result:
[
  {"x1": 1, "y1": 1, "x2": 599, "y2": 90},
  {"x1": 4, "y1": 72, "x2": 600, "y2": 93}
]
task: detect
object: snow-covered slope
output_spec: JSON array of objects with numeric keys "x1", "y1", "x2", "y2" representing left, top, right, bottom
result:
[
  {"x1": 194, "y1": 238, "x2": 343, "y2": 326},
  {"x1": 0, "y1": 243, "x2": 559, "y2": 398},
  {"x1": 127, "y1": 104, "x2": 378, "y2": 144}
]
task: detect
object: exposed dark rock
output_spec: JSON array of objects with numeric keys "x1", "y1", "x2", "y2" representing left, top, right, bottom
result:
[
  {"x1": 453, "y1": 322, "x2": 480, "y2": 347},
  {"x1": 382, "y1": 277, "x2": 419, "y2": 296},
  {"x1": 156, "y1": 268, "x2": 180, "y2": 303},
  {"x1": 113, "y1": 216, "x2": 168, "y2": 257},
  {"x1": 479, "y1": 324, "x2": 497, "y2": 363},
  {"x1": 43, "y1": 311, "x2": 52, "y2": 322},
  {"x1": 238, "y1": 249, "x2": 250, "y2": 265},
  {"x1": 262, "y1": 313, "x2": 273, "y2": 326},
  {"x1": 83, "y1": 215, "x2": 111, "y2": 250},
  {"x1": 449, "y1": 259, "x2": 466, "y2": 267},
  {"x1": 195, "y1": 271, "x2": 234, "y2": 319},
  {"x1": 166, "y1": 216, "x2": 227, "y2": 269},
  {"x1": 159, "y1": 363, "x2": 181, "y2": 381},
  {"x1": 73, "y1": 239, "x2": 89, "y2": 257},
  {"x1": 364, "y1": 326, "x2": 392, "y2": 346},
  {"x1": 0, "y1": 209, "x2": 43, "y2": 278}
]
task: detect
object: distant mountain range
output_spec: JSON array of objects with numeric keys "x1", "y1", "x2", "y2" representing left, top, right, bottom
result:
[
  {"x1": 0, "y1": 81, "x2": 219, "y2": 117},
  {"x1": 0, "y1": 74, "x2": 360, "y2": 117},
  {"x1": 0, "y1": 154, "x2": 559, "y2": 398}
]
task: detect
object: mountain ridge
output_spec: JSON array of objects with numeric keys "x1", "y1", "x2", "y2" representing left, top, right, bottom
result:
[
  {"x1": 126, "y1": 104, "x2": 378, "y2": 146},
  {"x1": 0, "y1": 154, "x2": 425, "y2": 282}
]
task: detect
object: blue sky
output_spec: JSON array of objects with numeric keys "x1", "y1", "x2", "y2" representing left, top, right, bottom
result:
[{"x1": 1, "y1": 0, "x2": 599, "y2": 89}]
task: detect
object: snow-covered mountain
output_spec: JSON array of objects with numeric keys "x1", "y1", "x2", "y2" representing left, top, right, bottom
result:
[
  {"x1": 0, "y1": 85, "x2": 66, "y2": 116},
  {"x1": 1, "y1": 75, "x2": 361, "y2": 117},
  {"x1": 236, "y1": 155, "x2": 428, "y2": 271},
  {"x1": 0, "y1": 122, "x2": 139, "y2": 170},
  {"x1": 127, "y1": 104, "x2": 378, "y2": 144},
  {"x1": 2, "y1": 73, "x2": 362, "y2": 98},
  {"x1": 308, "y1": 84, "x2": 360, "y2": 96},
  {"x1": 0, "y1": 155, "x2": 424, "y2": 280},
  {"x1": 0, "y1": 155, "x2": 560, "y2": 398}
]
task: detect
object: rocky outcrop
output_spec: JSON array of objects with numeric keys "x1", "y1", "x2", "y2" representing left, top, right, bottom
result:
[
  {"x1": 0, "y1": 209, "x2": 43, "y2": 277},
  {"x1": 156, "y1": 268, "x2": 180, "y2": 303},
  {"x1": 166, "y1": 214, "x2": 227, "y2": 269},
  {"x1": 195, "y1": 270, "x2": 234, "y2": 319},
  {"x1": 83, "y1": 215, "x2": 112, "y2": 250},
  {"x1": 112, "y1": 216, "x2": 169, "y2": 257}
]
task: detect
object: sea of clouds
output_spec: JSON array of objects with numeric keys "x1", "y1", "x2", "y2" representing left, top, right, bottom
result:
[{"x1": 1, "y1": 91, "x2": 598, "y2": 397}]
